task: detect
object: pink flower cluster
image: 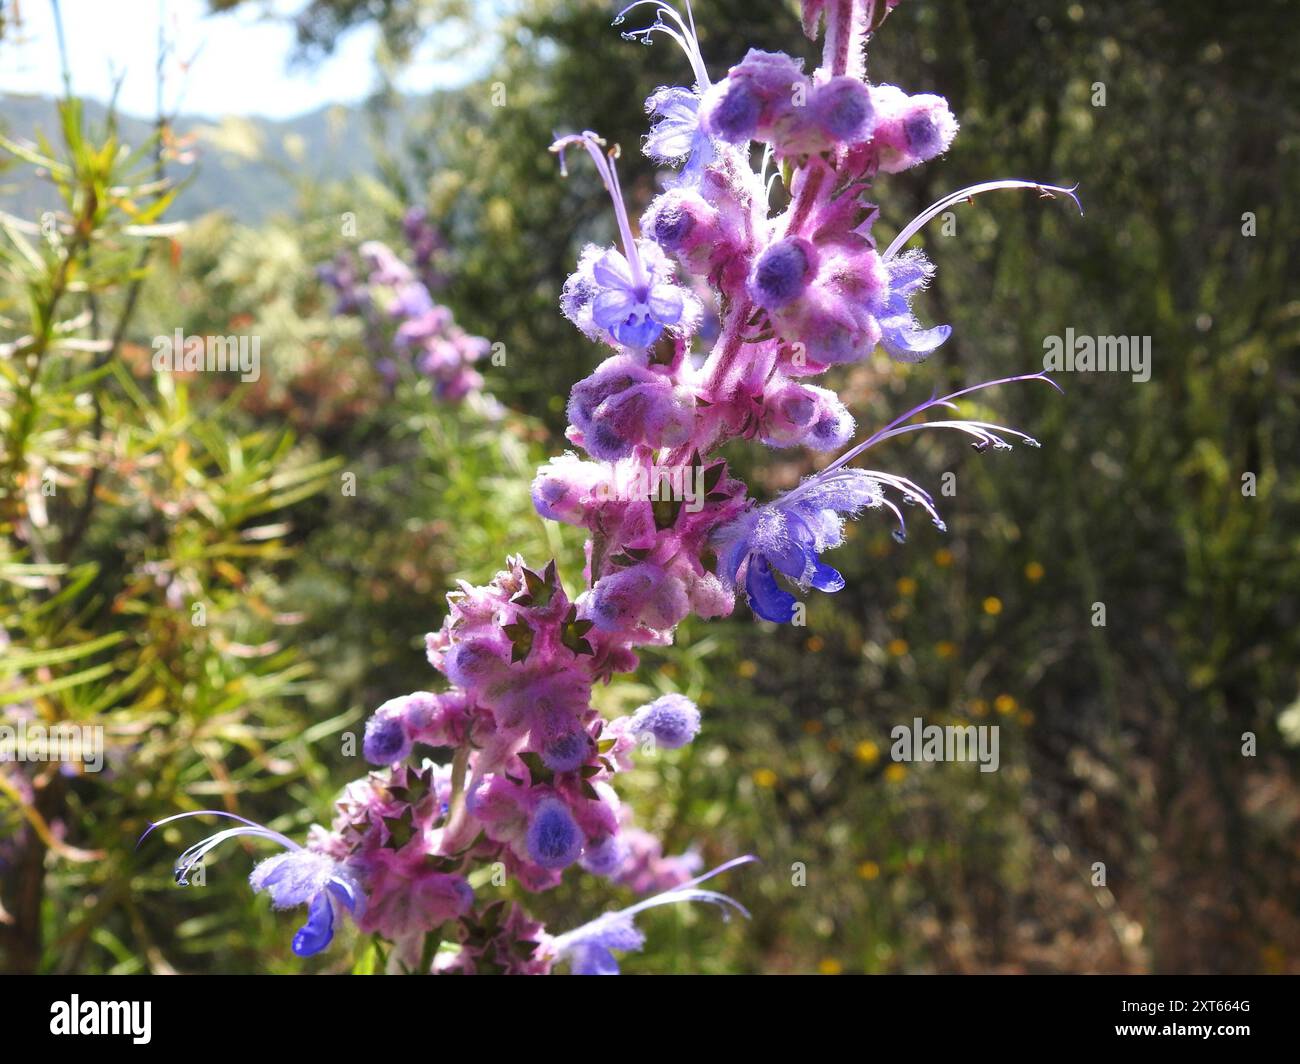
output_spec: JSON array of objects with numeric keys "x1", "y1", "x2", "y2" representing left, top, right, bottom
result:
[
  {"x1": 329, "y1": 0, "x2": 961, "y2": 968},
  {"x1": 153, "y1": 0, "x2": 1078, "y2": 974},
  {"x1": 318, "y1": 208, "x2": 489, "y2": 402}
]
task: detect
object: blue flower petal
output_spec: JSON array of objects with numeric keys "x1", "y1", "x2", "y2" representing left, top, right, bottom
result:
[
  {"x1": 644, "y1": 87, "x2": 702, "y2": 163},
  {"x1": 880, "y1": 320, "x2": 951, "y2": 363},
  {"x1": 591, "y1": 287, "x2": 638, "y2": 329},
  {"x1": 763, "y1": 511, "x2": 822, "y2": 582},
  {"x1": 646, "y1": 283, "x2": 685, "y2": 324},
  {"x1": 885, "y1": 258, "x2": 929, "y2": 294},
  {"x1": 746, "y1": 556, "x2": 798, "y2": 623},
  {"x1": 291, "y1": 892, "x2": 335, "y2": 957},
  {"x1": 876, "y1": 253, "x2": 949, "y2": 363},
  {"x1": 593, "y1": 249, "x2": 635, "y2": 289},
  {"x1": 717, "y1": 513, "x2": 758, "y2": 587},
  {"x1": 570, "y1": 943, "x2": 621, "y2": 976},
  {"x1": 673, "y1": 131, "x2": 716, "y2": 189},
  {"x1": 327, "y1": 874, "x2": 361, "y2": 915},
  {"x1": 809, "y1": 561, "x2": 845, "y2": 593},
  {"x1": 612, "y1": 312, "x2": 664, "y2": 349},
  {"x1": 250, "y1": 849, "x2": 337, "y2": 909},
  {"x1": 764, "y1": 539, "x2": 812, "y2": 583}
]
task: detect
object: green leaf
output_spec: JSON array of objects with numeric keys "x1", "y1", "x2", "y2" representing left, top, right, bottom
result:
[
  {"x1": 0, "y1": 132, "x2": 69, "y2": 176},
  {"x1": 2, "y1": 662, "x2": 114, "y2": 703},
  {"x1": 503, "y1": 620, "x2": 535, "y2": 663},
  {"x1": 518, "y1": 751, "x2": 553, "y2": 787},
  {"x1": 560, "y1": 614, "x2": 595, "y2": 657},
  {"x1": 0, "y1": 631, "x2": 124, "y2": 674},
  {"x1": 382, "y1": 815, "x2": 414, "y2": 850},
  {"x1": 652, "y1": 492, "x2": 683, "y2": 531}
]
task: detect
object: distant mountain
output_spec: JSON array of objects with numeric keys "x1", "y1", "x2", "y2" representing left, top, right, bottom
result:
[{"x1": 0, "y1": 93, "x2": 397, "y2": 223}]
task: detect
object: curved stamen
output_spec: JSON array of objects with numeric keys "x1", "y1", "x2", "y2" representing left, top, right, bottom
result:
[
  {"x1": 551, "y1": 854, "x2": 758, "y2": 955},
  {"x1": 883, "y1": 181, "x2": 1083, "y2": 262},
  {"x1": 551, "y1": 131, "x2": 647, "y2": 288},
  {"x1": 138, "y1": 809, "x2": 300, "y2": 852},
  {"x1": 614, "y1": 1, "x2": 711, "y2": 88},
  {"x1": 879, "y1": 496, "x2": 909, "y2": 542},
  {"x1": 862, "y1": 470, "x2": 947, "y2": 531},
  {"x1": 771, "y1": 373, "x2": 1060, "y2": 550},
  {"x1": 871, "y1": 418, "x2": 1041, "y2": 451},
  {"x1": 629, "y1": 853, "x2": 757, "y2": 910},
  {"x1": 173, "y1": 826, "x2": 294, "y2": 884},
  {"x1": 138, "y1": 809, "x2": 301, "y2": 884},
  {"x1": 810, "y1": 372, "x2": 1060, "y2": 489}
]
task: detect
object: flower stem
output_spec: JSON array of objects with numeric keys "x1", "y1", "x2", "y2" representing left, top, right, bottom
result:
[
  {"x1": 444, "y1": 742, "x2": 471, "y2": 847},
  {"x1": 699, "y1": 296, "x2": 752, "y2": 403},
  {"x1": 823, "y1": 0, "x2": 866, "y2": 79}
]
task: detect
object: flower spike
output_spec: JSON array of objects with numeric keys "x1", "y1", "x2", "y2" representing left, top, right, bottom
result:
[{"x1": 149, "y1": 0, "x2": 1083, "y2": 975}]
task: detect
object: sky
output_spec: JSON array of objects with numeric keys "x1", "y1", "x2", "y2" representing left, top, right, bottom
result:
[{"x1": 0, "y1": 0, "x2": 485, "y2": 120}]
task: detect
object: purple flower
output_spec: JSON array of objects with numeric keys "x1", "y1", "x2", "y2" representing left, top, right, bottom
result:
[
  {"x1": 526, "y1": 797, "x2": 584, "y2": 870},
  {"x1": 317, "y1": 252, "x2": 368, "y2": 314},
  {"x1": 704, "y1": 79, "x2": 763, "y2": 142},
  {"x1": 869, "y1": 85, "x2": 960, "y2": 173},
  {"x1": 251, "y1": 850, "x2": 361, "y2": 956},
  {"x1": 139, "y1": 810, "x2": 361, "y2": 958},
  {"x1": 759, "y1": 380, "x2": 855, "y2": 451},
  {"x1": 809, "y1": 76, "x2": 875, "y2": 143},
  {"x1": 565, "y1": 354, "x2": 695, "y2": 461},
  {"x1": 749, "y1": 237, "x2": 818, "y2": 310},
  {"x1": 619, "y1": 0, "x2": 718, "y2": 182},
  {"x1": 616, "y1": 0, "x2": 713, "y2": 93},
  {"x1": 363, "y1": 697, "x2": 414, "y2": 765},
  {"x1": 699, "y1": 49, "x2": 807, "y2": 149},
  {"x1": 401, "y1": 206, "x2": 447, "y2": 286},
  {"x1": 644, "y1": 86, "x2": 715, "y2": 184},
  {"x1": 871, "y1": 181, "x2": 1082, "y2": 361},
  {"x1": 558, "y1": 915, "x2": 645, "y2": 975},
  {"x1": 718, "y1": 373, "x2": 1060, "y2": 622},
  {"x1": 617, "y1": 1, "x2": 717, "y2": 184},
  {"x1": 873, "y1": 250, "x2": 951, "y2": 363},
  {"x1": 580, "y1": 833, "x2": 629, "y2": 877},
  {"x1": 715, "y1": 472, "x2": 884, "y2": 622},
  {"x1": 539, "y1": 726, "x2": 592, "y2": 772},
  {"x1": 589, "y1": 246, "x2": 688, "y2": 348},
  {"x1": 359, "y1": 241, "x2": 413, "y2": 287},
  {"x1": 154, "y1": 0, "x2": 1085, "y2": 979},
  {"x1": 588, "y1": 561, "x2": 690, "y2": 636},
  {"x1": 318, "y1": 233, "x2": 489, "y2": 405},
  {"x1": 553, "y1": 131, "x2": 699, "y2": 349},
  {"x1": 389, "y1": 282, "x2": 435, "y2": 320},
  {"x1": 630, "y1": 693, "x2": 701, "y2": 749}
]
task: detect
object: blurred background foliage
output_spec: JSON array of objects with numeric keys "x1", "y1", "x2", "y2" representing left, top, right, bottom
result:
[{"x1": 2, "y1": 0, "x2": 1298, "y2": 973}]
